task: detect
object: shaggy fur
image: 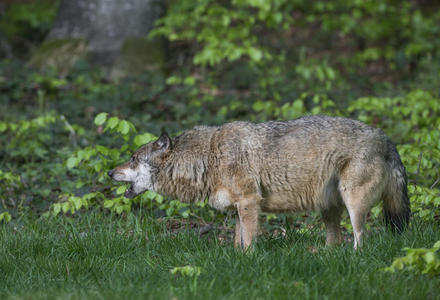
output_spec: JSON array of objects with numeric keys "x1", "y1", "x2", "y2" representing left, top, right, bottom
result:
[{"x1": 108, "y1": 116, "x2": 410, "y2": 249}]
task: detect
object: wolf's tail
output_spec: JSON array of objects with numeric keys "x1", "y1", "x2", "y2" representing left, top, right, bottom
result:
[{"x1": 383, "y1": 142, "x2": 411, "y2": 233}]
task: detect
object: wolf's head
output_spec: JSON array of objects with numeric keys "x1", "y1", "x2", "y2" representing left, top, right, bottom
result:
[{"x1": 108, "y1": 133, "x2": 171, "y2": 198}]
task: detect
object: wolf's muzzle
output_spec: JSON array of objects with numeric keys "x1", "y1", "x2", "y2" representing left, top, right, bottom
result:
[{"x1": 107, "y1": 169, "x2": 114, "y2": 177}]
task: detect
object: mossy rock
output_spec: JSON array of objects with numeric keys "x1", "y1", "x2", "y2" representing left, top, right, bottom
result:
[
  {"x1": 110, "y1": 37, "x2": 165, "y2": 79},
  {"x1": 29, "y1": 39, "x2": 88, "y2": 75},
  {"x1": 29, "y1": 37, "x2": 164, "y2": 79}
]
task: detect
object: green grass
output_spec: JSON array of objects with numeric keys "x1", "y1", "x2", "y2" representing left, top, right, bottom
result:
[{"x1": 1, "y1": 214, "x2": 439, "y2": 300}]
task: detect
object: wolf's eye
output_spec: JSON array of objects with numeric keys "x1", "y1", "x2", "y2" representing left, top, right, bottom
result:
[{"x1": 130, "y1": 157, "x2": 135, "y2": 163}]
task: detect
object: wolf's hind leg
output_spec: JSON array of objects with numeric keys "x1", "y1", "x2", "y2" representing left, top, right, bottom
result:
[
  {"x1": 321, "y1": 205, "x2": 343, "y2": 246},
  {"x1": 344, "y1": 202, "x2": 367, "y2": 249},
  {"x1": 339, "y1": 161, "x2": 386, "y2": 249},
  {"x1": 235, "y1": 197, "x2": 259, "y2": 250}
]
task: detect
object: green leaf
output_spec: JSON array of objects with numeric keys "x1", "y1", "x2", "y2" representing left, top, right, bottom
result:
[
  {"x1": 170, "y1": 266, "x2": 202, "y2": 277},
  {"x1": 0, "y1": 122, "x2": 7, "y2": 132},
  {"x1": 76, "y1": 150, "x2": 87, "y2": 160},
  {"x1": 115, "y1": 206, "x2": 123, "y2": 214},
  {"x1": 52, "y1": 203, "x2": 61, "y2": 216},
  {"x1": 166, "y1": 76, "x2": 182, "y2": 85},
  {"x1": 0, "y1": 212, "x2": 11, "y2": 223},
  {"x1": 106, "y1": 117, "x2": 119, "y2": 130},
  {"x1": 94, "y1": 112, "x2": 108, "y2": 125},
  {"x1": 183, "y1": 76, "x2": 196, "y2": 85},
  {"x1": 66, "y1": 157, "x2": 78, "y2": 169},
  {"x1": 424, "y1": 252, "x2": 436, "y2": 264},
  {"x1": 118, "y1": 120, "x2": 130, "y2": 135},
  {"x1": 70, "y1": 196, "x2": 82, "y2": 211},
  {"x1": 248, "y1": 47, "x2": 263, "y2": 62},
  {"x1": 96, "y1": 145, "x2": 110, "y2": 155},
  {"x1": 103, "y1": 200, "x2": 114, "y2": 208},
  {"x1": 155, "y1": 194, "x2": 164, "y2": 204},
  {"x1": 109, "y1": 149, "x2": 121, "y2": 160},
  {"x1": 166, "y1": 207, "x2": 174, "y2": 217},
  {"x1": 133, "y1": 133, "x2": 156, "y2": 147},
  {"x1": 116, "y1": 185, "x2": 127, "y2": 195},
  {"x1": 61, "y1": 202, "x2": 70, "y2": 214}
]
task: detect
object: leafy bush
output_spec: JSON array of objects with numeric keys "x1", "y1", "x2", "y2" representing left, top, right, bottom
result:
[
  {"x1": 58, "y1": 113, "x2": 157, "y2": 215},
  {"x1": 151, "y1": 0, "x2": 440, "y2": 123},
  {"x1": 385, "y1": 241, "x2": 440, "y2": 275},
  {"x1": 56, "y1": 112, "x2": 215, "y2": 219},
  {"x1": 153, "y1": 0, "x2": 440, "y2": 72},
  {"x1": 0, "y1": 112, "x2": 79, "y2": 211},
  {"x1": 0, "y1": 0, "x2": 59, "y2": 56},
  {"x1": 151, "y1": 0, "x2": 292, "y2": 66}
]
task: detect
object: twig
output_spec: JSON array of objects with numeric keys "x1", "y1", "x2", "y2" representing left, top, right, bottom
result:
[
  {"x1": 414, "y1": 151, "x2": 423, "y2": 184},
  {"x1": 430, "y1": 176, "x2": 440, "y2": 189},
  {"x1": 60, "y1": 115, "x2": 77, "y2": 147}
]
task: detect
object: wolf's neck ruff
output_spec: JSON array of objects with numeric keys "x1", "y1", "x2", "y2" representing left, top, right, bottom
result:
[{"x1": 154, "y1": 126, "x2": 216, "y2": 203}]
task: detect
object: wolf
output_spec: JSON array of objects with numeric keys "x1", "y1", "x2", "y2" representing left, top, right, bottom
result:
[{"x1": 108, "y1": 115, "x2": 410, "y2": 250}]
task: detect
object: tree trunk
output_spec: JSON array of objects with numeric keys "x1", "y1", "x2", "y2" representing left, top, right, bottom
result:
[{"x1": 32, "y1": 0, "x2": 165, "y2": 77}]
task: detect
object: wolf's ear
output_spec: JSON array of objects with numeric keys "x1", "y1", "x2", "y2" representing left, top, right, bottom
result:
[{"x1": 154, "y1": 132, "x2": 172, "y2": 152}]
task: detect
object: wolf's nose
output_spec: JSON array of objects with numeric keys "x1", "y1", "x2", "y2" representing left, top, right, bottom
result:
[{"x1": 108, "y1": 170, "x2": 114, "y2": 177}]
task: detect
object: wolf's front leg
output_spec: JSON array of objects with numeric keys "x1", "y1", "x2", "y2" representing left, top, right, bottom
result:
[
  {"x1": 234, "y1": 198, "x2": 259, "y2": 250},
  {"x1": 234, "y1": 215, "x2": 242, "y2": 248}
]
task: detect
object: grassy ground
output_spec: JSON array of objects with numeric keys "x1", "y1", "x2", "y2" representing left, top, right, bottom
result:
[{"x1": 1, "y1": 213, "x2": 439, "y2": 300}]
